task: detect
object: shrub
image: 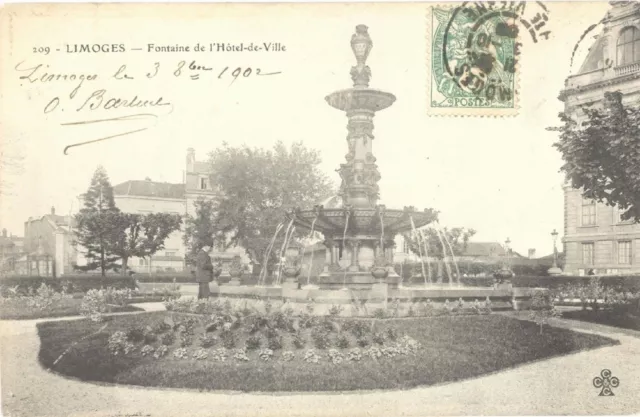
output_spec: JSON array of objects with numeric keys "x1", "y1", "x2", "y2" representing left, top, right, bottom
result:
[
  {"x1": 282, "y1": 351, "x2": 295, "y2": 361},
  {"x1": 108, "y1": 331, "x2": 135, "y2": 356},
  {"x1": 349, "y1": 321, "x2": 370, "y2": 339},
  {"x1": 293, "y1": 333, "x2": 306, "y2": 349},
  {"x1": 386, "y1": 327, "x2": 398, "y2": 342},
  {"x1": 305, "y1": 298, "x2": 315, "y2": 314},
  {"x1": 311, "y1": 328, "x2": 330, "y2": 349},
  {"x1": 336, "y1": 333, "x2": 350, "y2": 348},
  {"x1": 245, "y1": 335, "x2": 262, "y2": 350},
  {"x1": 328, "y1": 304, "x2": 344, "y2": 316},
  {"x1": 180, "y1": 335, "x2": 193, "y2": 347},
  {"x1": 199, "y1": 334, "x2": 217, "y2": 348},
  {"x1": 126, "y1": 327, "x2": 145, "y2": 343},
  {"x1": 153, "y1": 321, "x2": 171, "y2": 334},
  {"x1": 529, "y1": 291, "x2": 561, "y2": 334},
  {"x1": 160, "y1": 332, "x2": 175, "y2": 346},
  {"x1": 220, "y1": 330, "x2": 236, "y2": 349},
  {"x1": 267, "y1": 335, "x2": 282, "y2": 351},
  {"x1": 143, "y1": 332, "x2": 158, "y2": 345},
  {"x1": 356, "y1": 337, "x2": 370, "y2": 348},
  {"x1": 372, "y1": 332, "x2": 385, "y2": 345}
]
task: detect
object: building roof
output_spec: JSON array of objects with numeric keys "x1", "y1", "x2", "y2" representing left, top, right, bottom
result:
[
  {"x1": 577, "y1": 35, "x2": 605, "y2": 75},
  {"x1": 113, "y1": 180, "x2": 185, "y2": 199},
  {"x1": 193, "y1": 161, "x2": 211, "y2": 174},
  {"x1": 461, "y1": 242, "x2": 506, "y2": 257},
  {"x1": 0, "y1": 236, "x2": 16, "y2": 248}
]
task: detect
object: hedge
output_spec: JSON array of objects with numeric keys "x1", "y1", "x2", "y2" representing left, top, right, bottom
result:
[
  {"x1": 460, "y1": 275, "x2": 640, "y2": 290},
  {"x1": 0, "y1": 275, "x2": 137, "y2": 293},
  {"x1": 4, "y1": 273, "x2": 639, "y2": 293}
]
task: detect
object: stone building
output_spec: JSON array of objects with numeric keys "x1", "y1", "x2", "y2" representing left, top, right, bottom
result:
[
  {"x1": 22, "y1": 207, "x2": 76, "y2": 277},
  {"x1": 111, "y1": 148, "x2": 248, "y2": 274},
  {"x1": 559, "y1": 2, "x2": 640, "y2": 275},
  {"x1": 0, "y1": 229, "x2": 25, "y2": 275}
]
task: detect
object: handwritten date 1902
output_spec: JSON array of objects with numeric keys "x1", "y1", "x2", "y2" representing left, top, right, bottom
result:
[{"x1": 175, "y1": 60, "x2": 282, "y2": 82}]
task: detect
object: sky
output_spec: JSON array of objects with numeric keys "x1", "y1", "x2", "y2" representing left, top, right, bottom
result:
[{"x1": 0, "y1": 2, "x2": 610, "y2": 256}]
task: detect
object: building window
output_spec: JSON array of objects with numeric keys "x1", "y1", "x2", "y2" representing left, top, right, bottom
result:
[
  {"x1": 138, "y1": 258, "x2": 145, "y2": 266},
  {"x1": 582, "y1": 242, "x2": 594, "y2": 266},
  {"x1": 581, "y1": 199, "x2": 596, "y2": 226},
  {"x1": 616, "y1": 207, "x2": 632, "y2": 224},
  {"x1": 617, "y1": 27, "x2": 640, "y2": 66},
  {"x1": 165, "y1": 251, "x2": 176, "y2": 257},
  {"x1": 402, "y1": 237, "x2": 410, "y2": 254},
  {"x1": 618, "y1": 241, "x2": 632, "y2": 264},
  {"x1": 199, "y1": 177, "x2": 208, "y2": 190}
]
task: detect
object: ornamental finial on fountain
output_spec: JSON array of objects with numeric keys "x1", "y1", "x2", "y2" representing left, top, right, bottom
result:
[{"x1": 350, "y1": 24, "x2": 373, "y2": 88}]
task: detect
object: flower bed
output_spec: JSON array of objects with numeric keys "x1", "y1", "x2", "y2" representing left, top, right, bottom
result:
[
  {"x1": 38, "y1": 305, "x2": 618, "y2": 391},
  {"x1": 0, "y1": 283, "x2": 142, "y2": 320}
]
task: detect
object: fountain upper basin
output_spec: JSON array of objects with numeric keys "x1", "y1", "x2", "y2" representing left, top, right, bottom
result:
[{"x1": 291, "y1": 206, "x2": 437, "y2": 237}]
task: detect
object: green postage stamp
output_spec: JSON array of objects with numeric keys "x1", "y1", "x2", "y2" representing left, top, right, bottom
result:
[{"x1": 427, "y1": 4, "x2": 520, "y2": 116}]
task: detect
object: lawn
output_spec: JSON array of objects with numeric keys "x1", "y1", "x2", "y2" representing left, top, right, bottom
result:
[
  {"x1": 38, "y1": 312, "x2": 618, "y2": 392},
  {"x1": 0, "y1": 298, "x2": 142, "y2": 320},
  {"x1": 562, "y1": 309, "x2": 640, "y2": 332}
]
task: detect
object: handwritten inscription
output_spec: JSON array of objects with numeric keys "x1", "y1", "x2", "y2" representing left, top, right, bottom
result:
[{"x1": 14, "y1": 54, "x2": 282, "y2": 153}]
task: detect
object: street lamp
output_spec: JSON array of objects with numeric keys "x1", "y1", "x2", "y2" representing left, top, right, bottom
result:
[
  {"x1": 548, "y1": 229, "x2": 562, "y2": 276},
  {"x1": 505, "y1": 238, "x2": 511, "y2": 267}
]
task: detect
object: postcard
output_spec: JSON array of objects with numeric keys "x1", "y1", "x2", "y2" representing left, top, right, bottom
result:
[{"x1": 1, "y1": 2, "x2": 639, "y2": 416}]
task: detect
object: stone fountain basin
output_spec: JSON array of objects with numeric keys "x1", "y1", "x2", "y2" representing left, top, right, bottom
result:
[
  {"x1": 179, "y1": 283, "x2": 548, "y2": 312},
  {"x1": 293, "y1": 207, "x2": 437, "y2": 236}
]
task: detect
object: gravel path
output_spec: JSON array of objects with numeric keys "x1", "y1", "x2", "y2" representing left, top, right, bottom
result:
[{"x1": 1, "y1": 308, "x2": 639, "y2": 417}]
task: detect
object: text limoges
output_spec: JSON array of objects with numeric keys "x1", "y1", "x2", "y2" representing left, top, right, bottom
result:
[{"x1": 66, "y1": 44, "x2": 126, "y2": 53}]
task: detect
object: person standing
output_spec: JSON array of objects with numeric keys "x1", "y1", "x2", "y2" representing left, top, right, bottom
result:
[{"x1": 196, "y1": 245, "x2": 213, "y2": 299}]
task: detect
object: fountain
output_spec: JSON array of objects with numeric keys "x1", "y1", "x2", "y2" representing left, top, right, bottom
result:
[
  {"x1": 288, "y1": 24, "x2": 437, "y2": 291},
  {"x1": 210, "y1": 25, "x2": 546, "y2": 313}
]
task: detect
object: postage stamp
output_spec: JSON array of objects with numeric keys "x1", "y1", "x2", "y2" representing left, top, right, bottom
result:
[
  {"x1": 427, "y1": 2, "x2": 553, "y2": 116},
  {"x1": 427, "y1": 4, "x2": 519, "y2": 116}
]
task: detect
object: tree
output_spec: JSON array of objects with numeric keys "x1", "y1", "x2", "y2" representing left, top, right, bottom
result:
[
  {"x1": 110, "y1": 212, "x2": 182, "y2": 276},
  {"x1": 403, "y1": 227, "x2": 476, "y2": 282},
  {"x1": 183, "y1": 198, "x2": 223, "y2": 267},
  {"x1": 74, "y1": 166, "x2": 121, "y2": 276},
  {"x1": 208, "y1": 141, "x2": 334, "y2": 274},
  {"x1": 551, "y1": 91, "x2": 640, "y2": 222}
]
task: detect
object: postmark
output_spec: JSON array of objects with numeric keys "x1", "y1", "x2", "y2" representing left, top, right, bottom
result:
[{"x1": 427, "y1": 2, "x2": 552, "y2": 116}]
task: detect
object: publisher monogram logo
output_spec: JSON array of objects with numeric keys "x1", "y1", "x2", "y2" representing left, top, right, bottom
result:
[{"x1": 593, "y1": 369, "x2": 620, "y2": 396}]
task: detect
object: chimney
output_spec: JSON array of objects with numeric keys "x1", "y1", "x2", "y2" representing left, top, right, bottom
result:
[
  {"x1": 186, "y1": 148, "x2": 195, "y2": 173},
  {"x1": 528, "y1": 248, "x2": 536, "y2": 259},
  {"x1": 51, "y1": 206, "x2": 55, "y2": 215},
  {"x1": 2, "y1": 228, "x2": 6, "y2": 238}
]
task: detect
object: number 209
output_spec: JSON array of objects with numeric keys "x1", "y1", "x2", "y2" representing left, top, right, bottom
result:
[{"x1": 33, "y1": 46, "x2": 50, "y2": 55}]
